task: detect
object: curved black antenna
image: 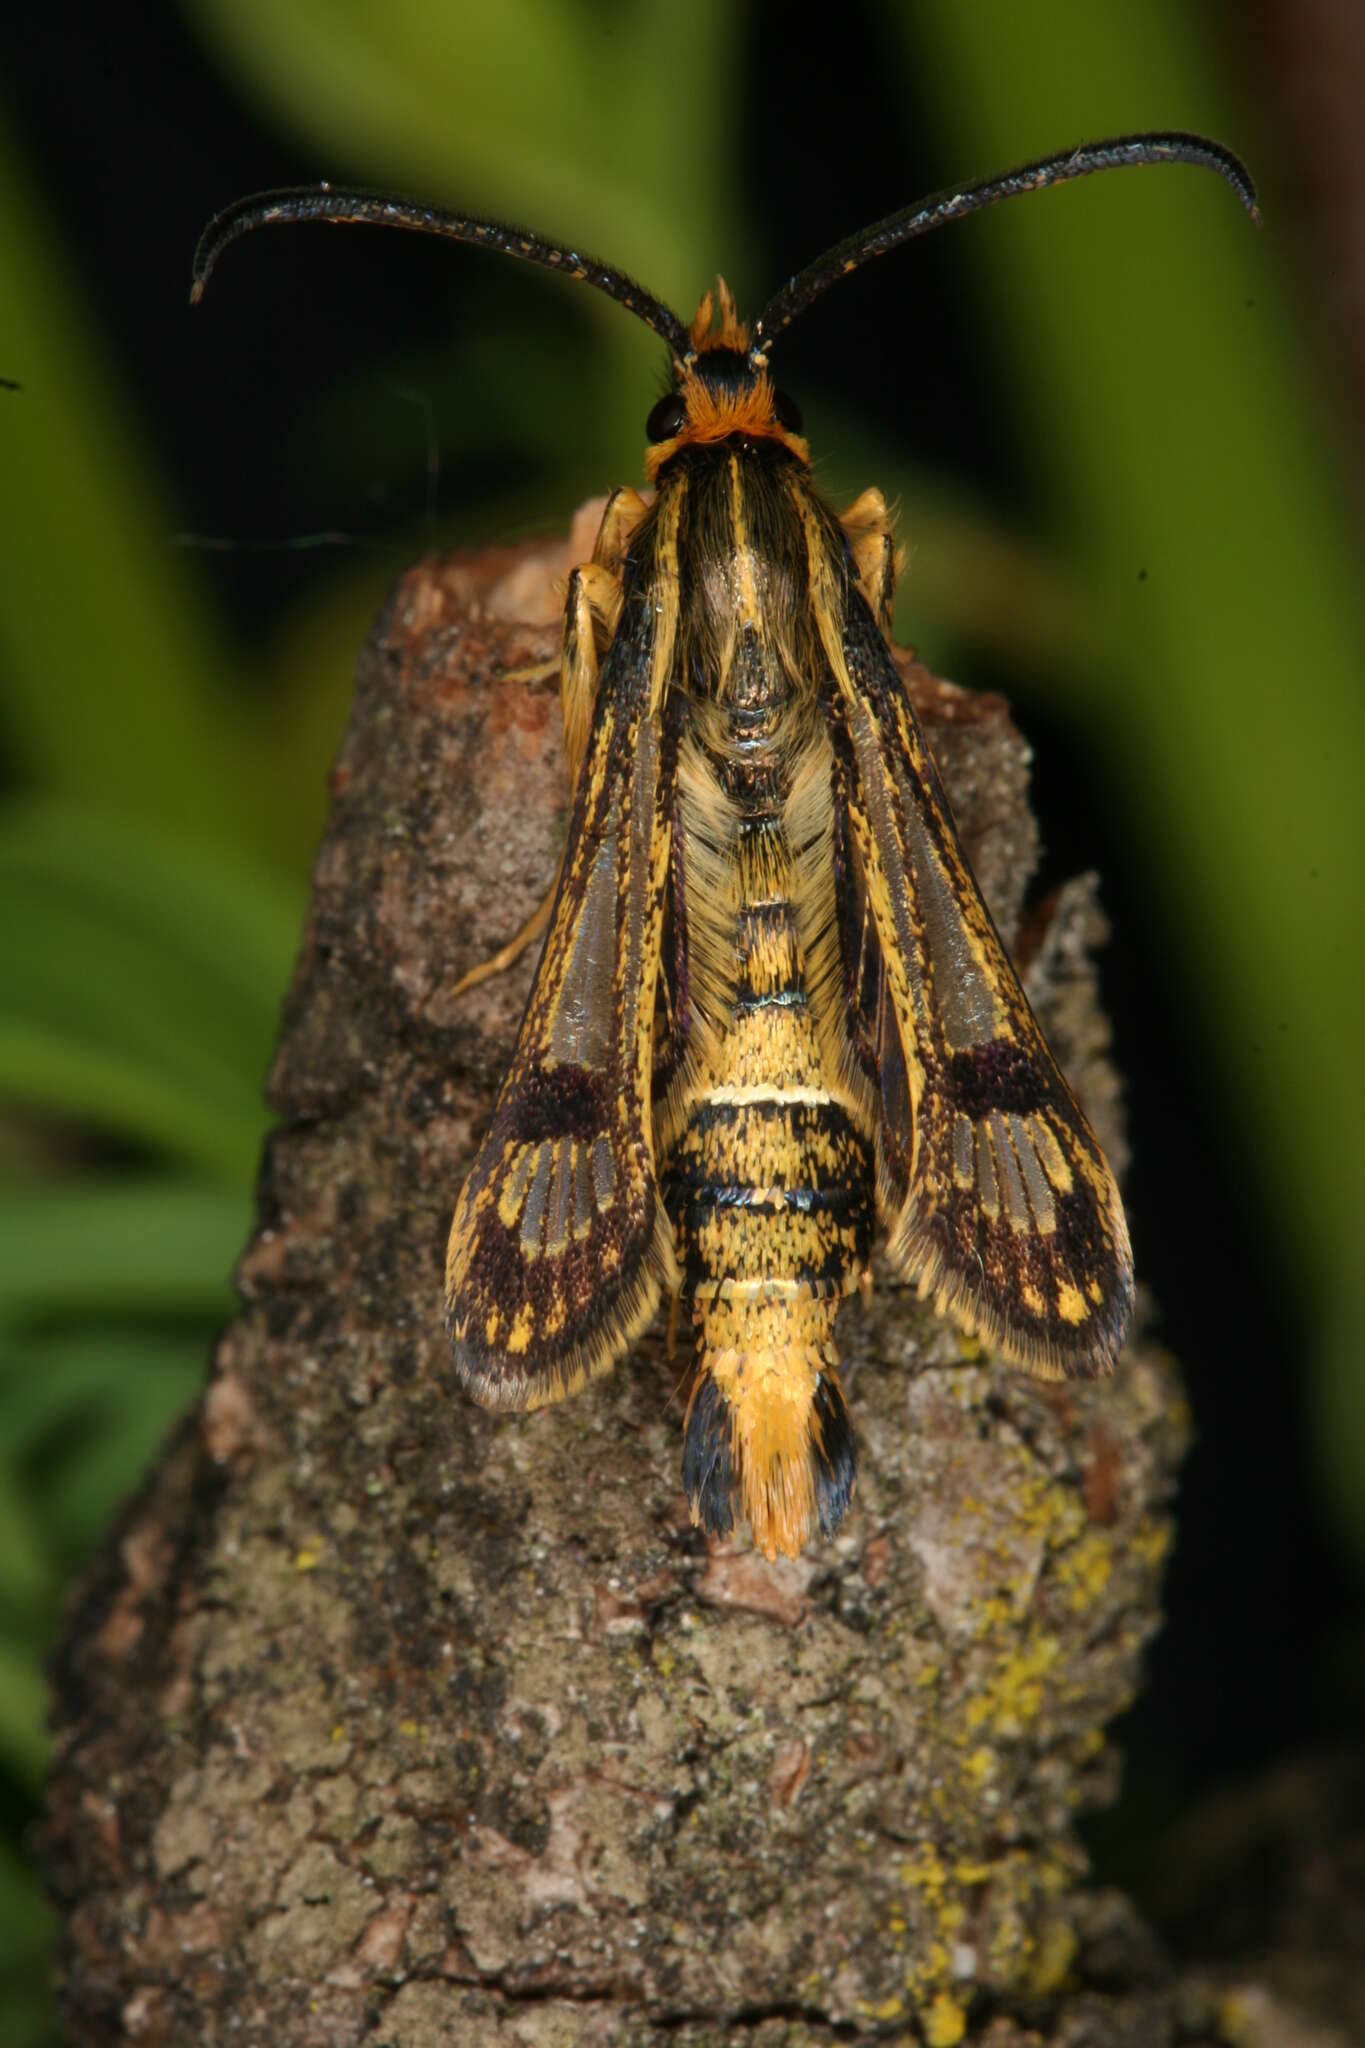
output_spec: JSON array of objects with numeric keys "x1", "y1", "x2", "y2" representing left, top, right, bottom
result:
[
  {"x1": 191, "y1": 184, "x2": 693, "y2": 360},
  {"x1": 750, "y1": 131, "x2": 1259, "y2": 362}
]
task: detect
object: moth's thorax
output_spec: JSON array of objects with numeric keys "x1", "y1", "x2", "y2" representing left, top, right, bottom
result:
[{"x1": 651, "y1": 442, "x2": 835, "y2": 718}]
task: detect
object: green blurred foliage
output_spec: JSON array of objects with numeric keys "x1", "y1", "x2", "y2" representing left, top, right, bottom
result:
[
  {"x1": 896, "y1": 2, "x2": 1365, "y2": 1557},
  {"x1": 1, "y1": 2, "x2": 1362, "y2": 2037}
]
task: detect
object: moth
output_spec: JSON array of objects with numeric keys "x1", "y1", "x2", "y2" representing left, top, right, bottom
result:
[{"x1": 195, "y1": 133, "x2": 1256, "y2": 1559}]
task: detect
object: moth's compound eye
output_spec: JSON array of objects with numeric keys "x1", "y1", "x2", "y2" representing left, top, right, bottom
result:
[
  {"x1": 773, "y1": 389, "x2": 803, "y2": 433},
  {"x1": 646, "y1": 393, "x2": 687, "y2": 442}
]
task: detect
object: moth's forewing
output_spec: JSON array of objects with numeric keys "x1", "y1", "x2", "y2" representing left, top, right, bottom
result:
[
  {"x1": 444, "y1": 580, "x2": 678, "y2": 1410},
  {"x1": 825, "y1": 597, "x2": 1134, "y2": 1377}
]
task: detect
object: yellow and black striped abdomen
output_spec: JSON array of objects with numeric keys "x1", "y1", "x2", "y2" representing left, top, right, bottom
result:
[{"x1": 662, "y1": 792, "x2": 875, "y2": 1558}]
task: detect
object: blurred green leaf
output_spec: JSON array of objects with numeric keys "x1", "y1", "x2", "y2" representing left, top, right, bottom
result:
[
  {"x1": 0, "y1": 1834, "x2": 56, "y2": 1991},
  {"x1": 0, "y1": 1180, "x2": 244, "y2": 1328},
  {"x1": 0, "y1": 102, "x2": 380, "y2": 883},
  {"x1": 0, "y1": 1029, "x2": 254, "y2": 1185},
  {"x1": 0, "y1": 1458, "x2": 56, "y2": 1620},
  {"x1": 0, "y1": 1980, "x2": 55, "y2": 2048},
  {"x1": 0, "y1": 805, "x2": 302, "y2": 1050},
  {"x1": 42, "y1": 1403, "x2": 187, "y2": 1563},
  {"x1": 0, "y1": 1330, "x2": 203, "y2": 1447},
  {"x1": 0, "y1": 1332, "x2": 204, "y2": 1565},
  {"x1": 0, "y1": 1634, "x2": 51, "y2": 1790},
  {"x1": 887, "y1": 2, "x2": 1365, "y2": 1561},
  {"x1": 183, "y1": 0, "x2": 737, "y2": 294},
  {"x1": 0, "y1": 803, "x2": 299, "y2": 1178},
  {"x1": 0, "y1": 115, "x2": 246, "y2": 853}
]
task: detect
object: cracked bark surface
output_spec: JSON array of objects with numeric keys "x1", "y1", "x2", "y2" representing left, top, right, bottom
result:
[{"x1": 42, "y1": 503, "x2": 1264, "y2": 2045}]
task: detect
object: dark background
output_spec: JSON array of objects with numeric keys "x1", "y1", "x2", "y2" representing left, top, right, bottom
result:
[{"x1": 3, "y1": 4, "x2": 1363, "y2": 2038}]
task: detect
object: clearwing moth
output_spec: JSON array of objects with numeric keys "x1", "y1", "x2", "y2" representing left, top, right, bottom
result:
[{"x1": 195, "y1": 133, "x2": 1257, "y2": 1560}]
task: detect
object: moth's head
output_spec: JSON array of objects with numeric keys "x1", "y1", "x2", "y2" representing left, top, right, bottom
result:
[{"x1": 643, "y1": 277, "x2": 808, "y2": 482}]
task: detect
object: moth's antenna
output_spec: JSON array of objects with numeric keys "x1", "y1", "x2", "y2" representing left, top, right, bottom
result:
[
  {"x1": 750, "y1": 131, "x2": 1259, "y2": 363},
  {"x1": 191, "y1": 185, "x2": 693, "y2": 360}
]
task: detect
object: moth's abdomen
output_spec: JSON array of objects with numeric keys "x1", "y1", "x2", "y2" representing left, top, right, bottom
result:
[
  {"x1": 682, "y1": 1294, "x2": 856, "y2": 1561},
  {"x1": 662, "y1": 810, "x2": 874, "y2": 1558},
  {"x1": 668, "y1": 1091, "x2": 873, "y2": 1298}
]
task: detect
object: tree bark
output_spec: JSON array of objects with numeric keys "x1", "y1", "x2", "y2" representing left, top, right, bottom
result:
[{"x1": 43, "y1": 505, "x2": 1227, "y2": 2045}]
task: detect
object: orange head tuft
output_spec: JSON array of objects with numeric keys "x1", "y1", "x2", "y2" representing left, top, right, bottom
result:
[
  {"x1": 688, "y1": 276, "x2": 751, "y2": 355},
  {"x1": 643, "y1": 288, "x2": 810, "y2": 481}
]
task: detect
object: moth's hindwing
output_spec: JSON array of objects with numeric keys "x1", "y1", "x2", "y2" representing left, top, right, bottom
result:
[
  {"x1": 828, "y1": 599, "x2": 1134, "y2": 1377},
  {"x1": 445, "y1": 563, "x2": 678, "y2": 1411}
]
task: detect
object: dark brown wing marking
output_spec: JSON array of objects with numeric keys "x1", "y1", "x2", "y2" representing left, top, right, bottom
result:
[{"x1": 445, "y1": 498, "x2": 681, "y2": 1409}]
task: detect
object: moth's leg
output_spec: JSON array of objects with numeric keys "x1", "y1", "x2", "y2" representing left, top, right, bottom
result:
[
  {"x1": 449, "y1": 878, "x2": 561, "y2": 999},
  {"x1": 499, "y1": 655, "x2": 561, "y2": 687},
  {"x1": 548, "y1": 486, "x2": 650, "y2": 781},
  {"x1": 840, "y1": 485, "x2": 902, "y2": 632},
  {"x1": 451, "y1": 500, "x2": 645, "y2": 1003},
  {"x1": 561, "y1": 561, "x2": 618, "y2": 793},
  {"x1": 559, "y1": 485, "x2": 648, "y2": 783},
  {"x1": 593, "y1": 485, "x2": 649, "y2": 576}
]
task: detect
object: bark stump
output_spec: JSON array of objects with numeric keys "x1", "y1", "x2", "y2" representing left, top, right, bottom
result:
[{"x1": 43, "y1": 503, "x2": 1206, "y2": 2045}]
